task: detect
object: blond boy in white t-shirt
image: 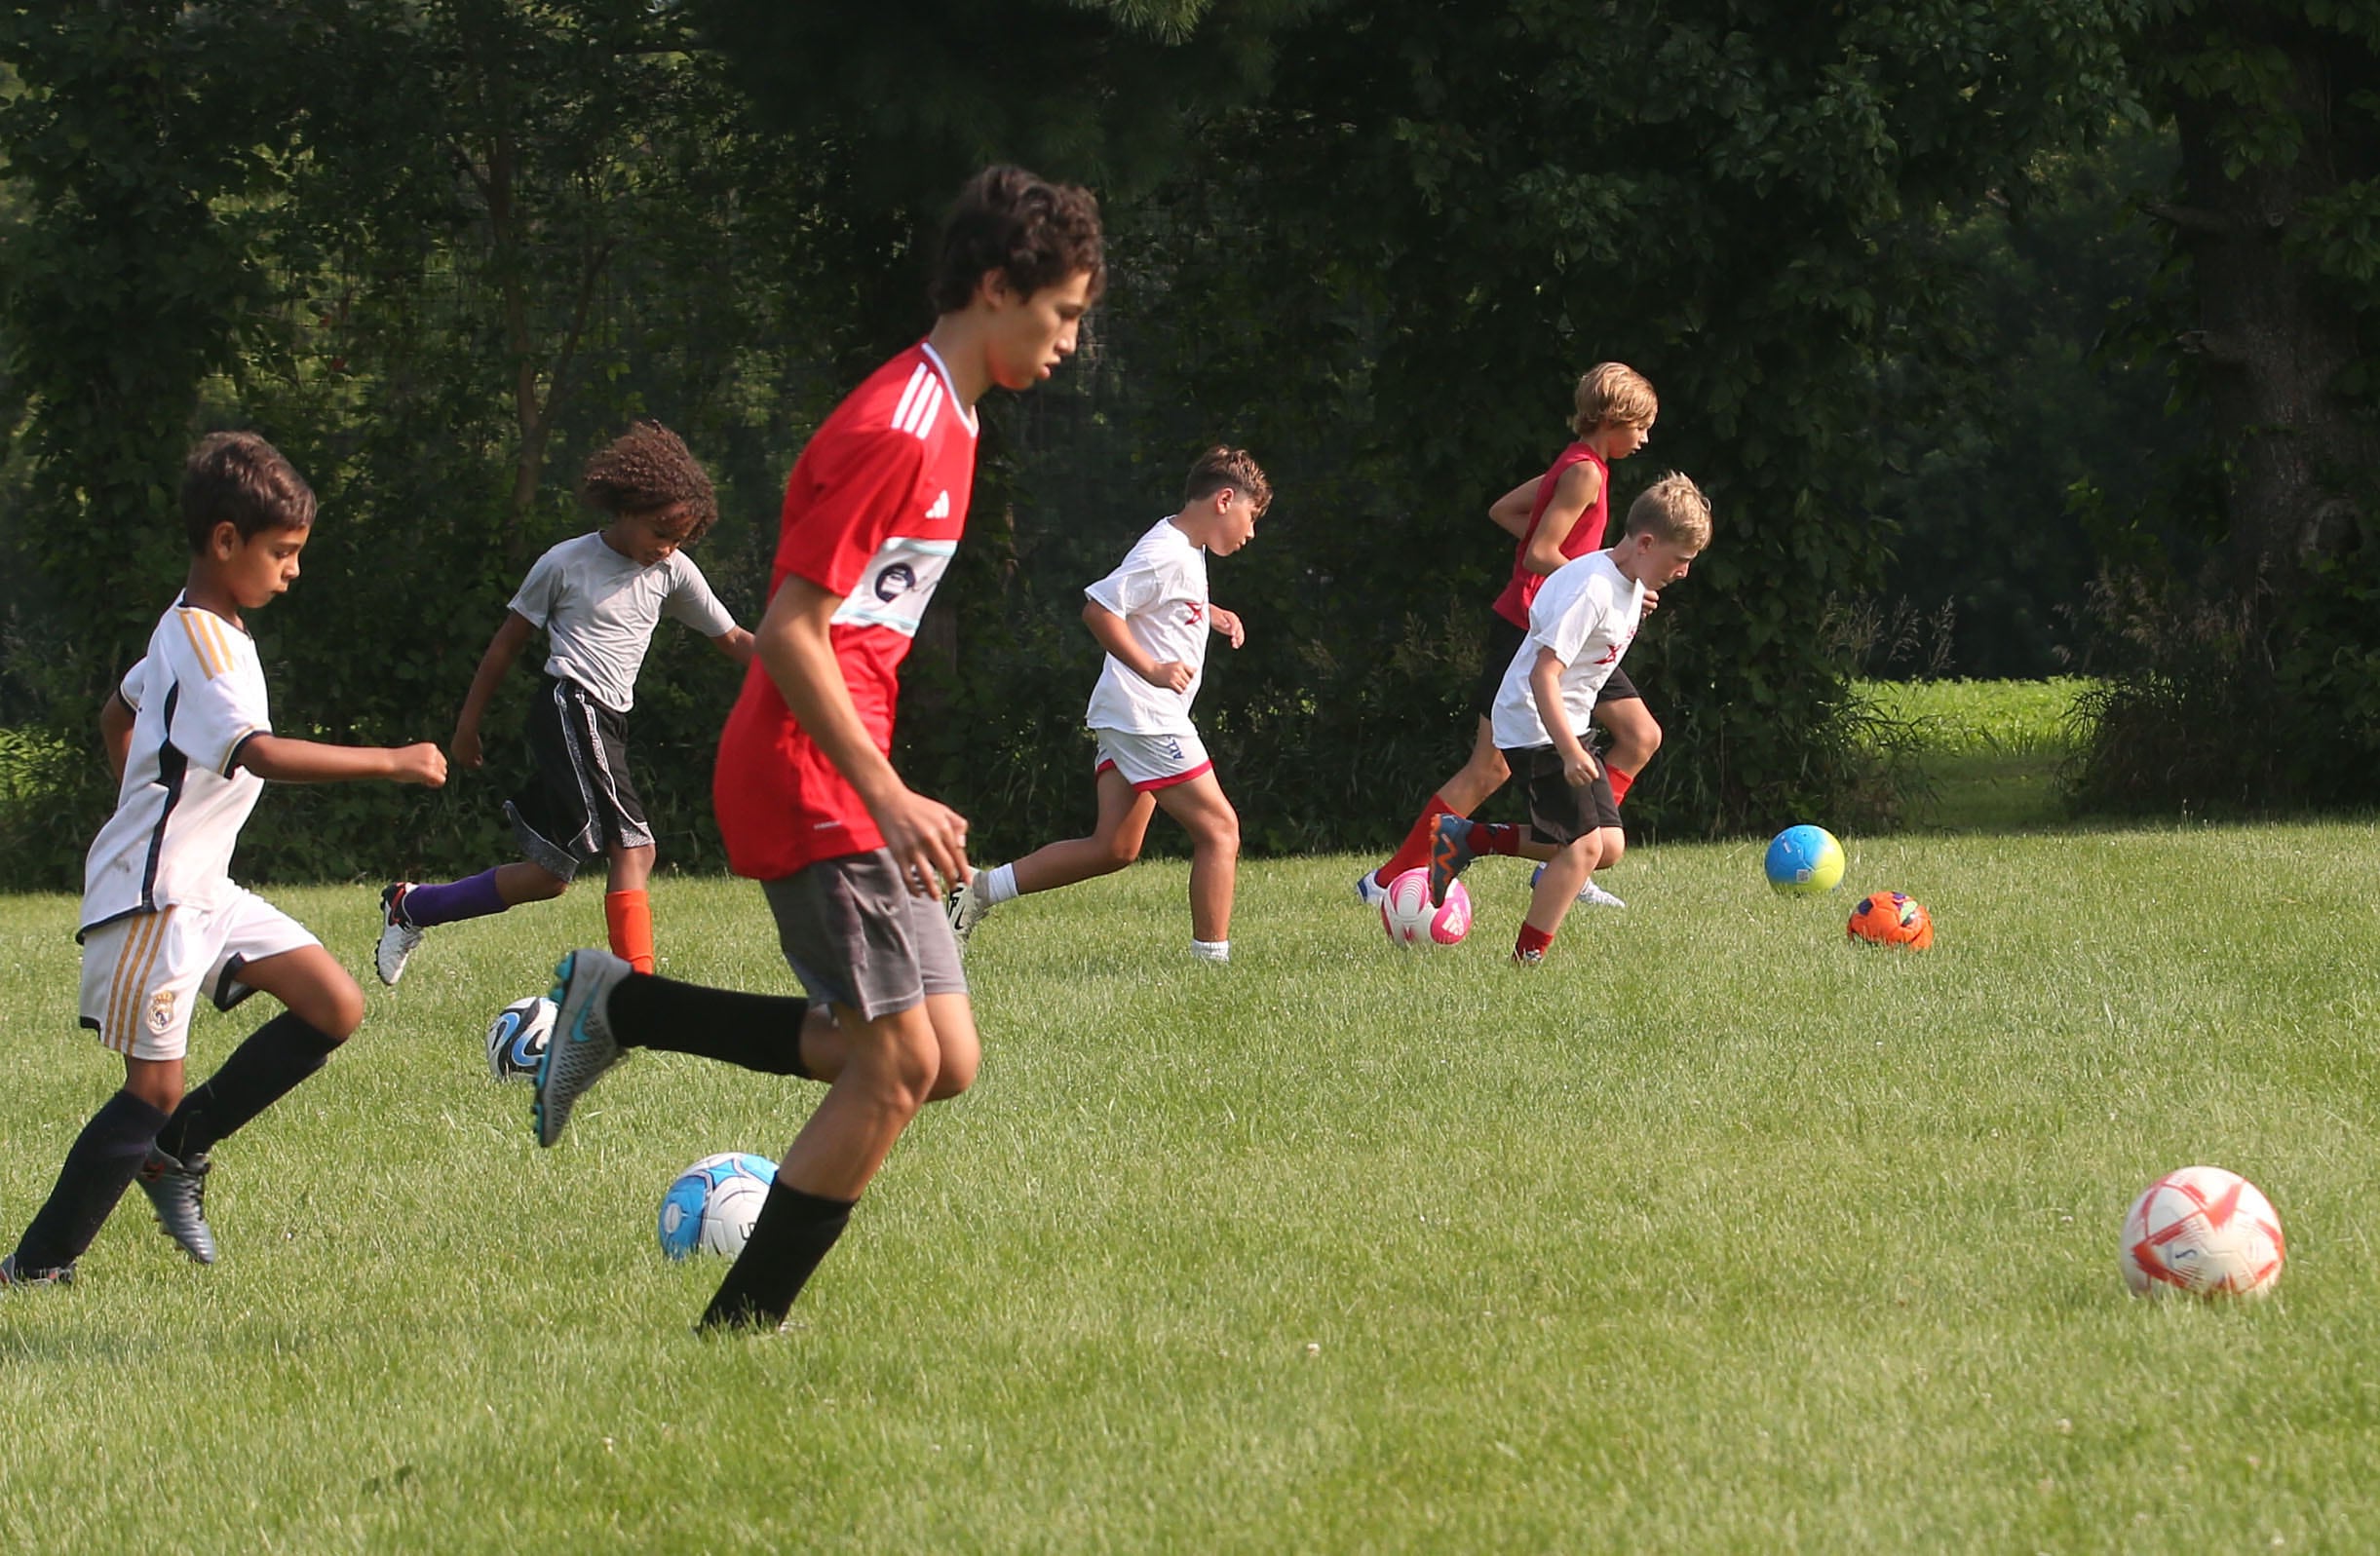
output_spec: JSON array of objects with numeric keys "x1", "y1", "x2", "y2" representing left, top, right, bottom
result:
[
  {"x1": 947, "y1": 447, "x2": 1269, "y2": 962},
  {"x1": 1431, "y1": 472, "x2": 1711, "y2": 965}
]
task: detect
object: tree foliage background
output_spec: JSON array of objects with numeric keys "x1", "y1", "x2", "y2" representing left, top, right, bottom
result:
[{"x1": 1, "y1": 0, "x2": 2372, "y2": 892}]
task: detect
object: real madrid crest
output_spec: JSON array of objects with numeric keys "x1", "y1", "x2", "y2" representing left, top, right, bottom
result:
[{"x1": 147, "y1": 988, "x2": 177, "y2": 1035}]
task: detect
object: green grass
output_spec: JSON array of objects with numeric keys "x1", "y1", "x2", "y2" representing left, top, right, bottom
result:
[
  {"x1": 6, "y1": 826, "x2": 2379, "y2": 1550},
  {"x1": 1861, "y1": 677, "x2": 2092, "y2": 832}
]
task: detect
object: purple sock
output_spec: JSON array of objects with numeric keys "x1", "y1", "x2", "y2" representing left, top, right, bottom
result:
[{"x1": 401, "y1": 868, "x2": 511, "y2": 928}]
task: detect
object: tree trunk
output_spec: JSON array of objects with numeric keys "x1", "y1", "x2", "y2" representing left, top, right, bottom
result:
[{"x1": 2160, "y1": 11, "x2": 2380, "y2": 584}]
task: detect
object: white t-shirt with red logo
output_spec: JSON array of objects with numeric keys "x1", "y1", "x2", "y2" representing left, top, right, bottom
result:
[
  {"x1": 714, "y1": 341, "x2": 979, "y2": 879},
  {"x1": 82, "y1": 597, "x2": 273, "y2": 933},
  {"x1": 1082, "y1": 516, "x2": 1209, "y2": 738},
  {"x1": 1488, "y1": 550, "x2": 1644, "y2": 750}
]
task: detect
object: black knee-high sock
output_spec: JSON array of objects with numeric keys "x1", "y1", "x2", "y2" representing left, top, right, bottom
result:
[
  {"x1": 14, "y1": 1090, "x2": 170, "y2": 1270},
  {"x1": 698, "y1": 1183, "x2": 855, "y2": 1330},
  {"x1": 154, "y1": 1011, "x2": 344, "y2": 1162},
  {"x1": 607, "y1": 972, "x2": 813, "y2": 1077}
]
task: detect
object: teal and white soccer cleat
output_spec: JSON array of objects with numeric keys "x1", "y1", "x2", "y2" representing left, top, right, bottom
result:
[
  {"x1": 137, "y1": 1147, "x2": 216, "y2": 1265},
  {"x1": 534, "y1": 949, "x2": 632, "y2": 1148}
]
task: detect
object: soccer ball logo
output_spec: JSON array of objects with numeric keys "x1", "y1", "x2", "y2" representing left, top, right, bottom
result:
[
  {"x1": 1380, "y1": 866, "x2": 1472, "y2": 948},
  {"x1": 657, "y1": 1153, "x2": 779, "y2": 1260},
  {"x1": 483, "y1": 996, "x2": 555, "y2": 1083},
  {"x1": 1847, "y1": 891, "x2": 1933, "y2": 949},
  {"x1": 2122, "y1": 1165, "x2": 2285, "y2": 1299}
]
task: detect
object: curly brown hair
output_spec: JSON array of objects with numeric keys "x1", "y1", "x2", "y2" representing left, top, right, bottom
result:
[
  {"x1": 579, "y1": 420, "x2": 718, "y2": 544},
  {"x1": 927, "y1": 165, "x2": 1105, "y2": 314}
]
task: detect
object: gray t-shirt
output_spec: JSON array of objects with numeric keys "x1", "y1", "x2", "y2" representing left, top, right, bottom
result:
[{"x1": 508, "y1": 532, "x2": 736, "y2": 713}]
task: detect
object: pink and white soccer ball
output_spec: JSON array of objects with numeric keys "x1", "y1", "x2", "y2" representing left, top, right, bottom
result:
[
  {"x1": 2121, "y1": 1165, "x2": 2285, "y2": 1300},
  {"x1": 1380, "y1": 866, "x2": 1472, "y2": 948}
]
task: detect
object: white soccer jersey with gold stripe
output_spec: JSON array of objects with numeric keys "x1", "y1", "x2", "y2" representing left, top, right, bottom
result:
[{"x1": 80, "y1": 595, "x2": 273, "y2": 934}]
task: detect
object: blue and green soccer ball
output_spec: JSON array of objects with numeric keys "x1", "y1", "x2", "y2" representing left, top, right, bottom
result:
[
  {"x1": 1764, "y1": 824, "x2": 1845, "y2": 894},
  {"x1": 657, "y1": 1152, "x2": 778, "y2": 1260}
]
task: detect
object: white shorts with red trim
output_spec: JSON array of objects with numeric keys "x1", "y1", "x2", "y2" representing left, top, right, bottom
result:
[
  {"x1": 1093, "y1": 727, "x2": 1213, "y2": 792},
  {"x1": 78, "y1": 889, "x2": 319, "y2": 1061}
]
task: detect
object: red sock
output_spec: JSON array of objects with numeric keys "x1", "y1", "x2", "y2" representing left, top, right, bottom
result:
[
  {"x1": 1515, "y1": 923, "x2": 1555, "y2": 961},
  {"x1": 1470, "y1": 823, "x2": 1523, "y2": 856},
  {"x1": 605, "y1": 890, "x2": 655, "y2": 975},
  {"x1": 1376, "y1": 792, "x2": 1462, "y2": 887},
  {"x1": 1606, "y1": 765, "x2": 1635, "y2": 806}
]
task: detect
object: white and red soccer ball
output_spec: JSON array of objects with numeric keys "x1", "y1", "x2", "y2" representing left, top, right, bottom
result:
[
  {"x1": 1380, "y1": 866, "x2": 1472, "y2": 948},
  {"x1": 2121, "y1": 1165, "x2": 2285, "y2": 1300}
]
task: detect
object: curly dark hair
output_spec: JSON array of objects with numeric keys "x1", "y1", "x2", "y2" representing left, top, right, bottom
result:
[
  {"x1": 927, "y1": 165, "x2": 1105, "y2": 315},
  {"x1": 579, "y1": 420, "x2": 717, "y2": 544},
  {"x1": 182, "y1": 431, "x2": 316, "y2": 552}
]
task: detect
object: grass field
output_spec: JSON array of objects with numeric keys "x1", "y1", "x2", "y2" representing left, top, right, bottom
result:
[
  {"x1": 1859, "y1": 677, "x2": 2091, "y2": 833},
  {"x1": 5, "y1": 801, "x2": 2379, "y2": 1550}
]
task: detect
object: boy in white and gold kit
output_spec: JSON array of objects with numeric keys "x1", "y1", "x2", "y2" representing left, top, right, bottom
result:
[{"x1": 3, "y1": 433, "x2": 444, "y2": 1287}]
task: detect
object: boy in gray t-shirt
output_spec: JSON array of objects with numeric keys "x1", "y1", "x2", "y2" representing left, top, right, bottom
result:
[{"x1": 373, "y1": 422, "x2": 753, "y2": 986}]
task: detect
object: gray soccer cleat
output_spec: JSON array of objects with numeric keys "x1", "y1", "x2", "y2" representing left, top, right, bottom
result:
[
  {"x1": 0, "y1": 1253, "x2": 76, "y2": 1288},
  {"x1": 944, "y1": 879, "x2": 993, "y2": 953},
  {"x1": 1578, "y1": 880, "x2": 1629, "y2": 909},
  {"x1": 1354, "y1": 869, "x2": 1388, "y2": 908},
  {"x1": 533, "y1": 949, "x2": 632, "y2": 1148},
  {"x1": 137, "y1": 1147, "x2": 216, "y2": 1265},
  {"x1": 374, "y1": 883, "x2": 425, "y2": 987}
]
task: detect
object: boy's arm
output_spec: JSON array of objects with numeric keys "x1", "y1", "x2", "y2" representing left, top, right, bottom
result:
[
  {"x1": 1487, "y1": 477, "x2": 1539, "y2": 539},
  {"x1": 710, "y1": 626, "x2": 756, "y2": 666},
  {"x1": 1082, "y1": 600, "x2": 1192, "y2": 692},
  {"x1": 450, "y1": 611, "x2": 537, "y2": 769},
  {"x1": 1521, "y1": 462, "x2": 1603, "y2": 577},
  {"x1": 237, "y1": 735, "x2": 447, "y2": 787},
  {"x1": 758, "y1": 574, "x2": 969, "y2": 896},
  {"x1": 99, "y1": 688, "x2": 135, "y2": 783},
  {"x1": 1528, "y1": 646, "x2": 1600, "y2": 786},
  {"x1": 1208, "y1": 605, "x2": 1246, "y2": 650}
]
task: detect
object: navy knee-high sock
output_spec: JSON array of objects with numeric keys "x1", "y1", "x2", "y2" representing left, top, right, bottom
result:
[
  {"x1": 154, "y1": 1011, "x2": 344, "y2": 1162},
  {"x1": 14, "y1": 1090, "x2": 169, "y2": 1271},
  {"x1": 607, "y1": 973, "x2": 813, "y2": 1077}
]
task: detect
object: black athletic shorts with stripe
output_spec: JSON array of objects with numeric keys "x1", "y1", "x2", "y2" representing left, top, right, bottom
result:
[{"x1": 506, "y1": 674, "x2": 653, "y2": 881}]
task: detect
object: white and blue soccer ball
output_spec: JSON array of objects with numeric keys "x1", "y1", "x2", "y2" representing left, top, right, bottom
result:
[
  {"x1": 657, "y1": 1152, "x2": 778, "y2": 1261},
  {"x1": 483, "y1": 996, "x2": 555, "y2": 1083}
]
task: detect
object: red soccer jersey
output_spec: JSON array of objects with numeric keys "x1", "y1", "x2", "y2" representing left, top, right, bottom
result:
[
  {"x1": 714, "y1": 342, "x2": 979, "y2": 878},
  {"x1": 1489, "y1": 442, "x2": 1609, "y2": 628}
]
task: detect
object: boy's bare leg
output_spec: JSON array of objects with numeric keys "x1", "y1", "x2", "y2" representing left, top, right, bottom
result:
[
  {"x1": 1439, "y1": 717, "x2": 1512, "y2": 816},
  {"x1": 1010, "y1": 769, "x2": 1155, "y2": 894},
  {"x1": 606, "y1": 843, "x2": 656, "y2": 893},
  {"x1": 1152, "y1": 771, "x2": 1239, "y2": 944},
  {"x1": 1595, "y1": 698, "x2": 1661, "y2": 780},
  {"x1": 1523, "y1": 839, "x2": 1596, "y2": 938},
  {"x1": 789, "y1": 993, "x2": 976, "y2": 1102}
]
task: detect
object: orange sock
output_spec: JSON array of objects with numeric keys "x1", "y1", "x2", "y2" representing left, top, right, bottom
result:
[
  {"x1": 1377, "y1": 792, "x2": 1462, "y2": 887},
  {"x1": 1606, "y1": 765, "x2": 1635, "y2": 806},
  {"x1": 605, "y1": 890, "x2": 655, "y2": 974}
]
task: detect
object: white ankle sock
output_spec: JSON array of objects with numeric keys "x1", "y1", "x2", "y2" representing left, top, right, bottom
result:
[
  {"x1": 1191, "y1": 938, "x2": 1230, "y2": 963},
  {"x1": 981, "y1": 863, "x2": 1019, "y2": 905}
]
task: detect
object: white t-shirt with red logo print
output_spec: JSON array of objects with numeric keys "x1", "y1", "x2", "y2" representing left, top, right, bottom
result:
[
  {"x1": 1489, "y1": 550, "x2": 1644, "y2": 750},
  {"x1": 1083, "y1": 516, "x2": 1210, "y2": 738}
]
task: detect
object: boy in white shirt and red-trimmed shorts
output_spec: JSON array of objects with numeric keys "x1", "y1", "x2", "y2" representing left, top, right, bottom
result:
[{"x1": 947, "y1": 446, "x2": 1269, "y2": 963}]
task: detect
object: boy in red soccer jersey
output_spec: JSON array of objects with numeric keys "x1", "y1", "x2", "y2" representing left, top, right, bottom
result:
[
  {"x1": 525, "y1": 166, "x2": 1102, "y2": 1333},
  {"x1": 1360, "y1": 364, "x2": 1659, "y2": 907}
]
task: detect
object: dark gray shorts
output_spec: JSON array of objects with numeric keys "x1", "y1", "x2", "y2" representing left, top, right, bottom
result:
[
  {"x1": 508, "y1": 675, "x2": 652, "y2": 880},
  {"x1": 760, "y1": 851, "x2": 967, "y2": 1022}
]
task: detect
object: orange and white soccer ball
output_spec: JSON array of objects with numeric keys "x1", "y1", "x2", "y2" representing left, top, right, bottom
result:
[
  {"x1": 1380, "y1": 866, "x2": 1473, "y2": 948},
  {"x1": 1847, "y1": 890, "x2": 1934, "y2": 949},
  {"x1": 2122, "y1": 1165, "x2": 2285, "y2": 1300}
]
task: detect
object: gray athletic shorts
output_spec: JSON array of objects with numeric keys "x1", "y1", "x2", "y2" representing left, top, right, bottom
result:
[{"x1": 760, "y1": 851, "x2": 967, "y2": 1022}]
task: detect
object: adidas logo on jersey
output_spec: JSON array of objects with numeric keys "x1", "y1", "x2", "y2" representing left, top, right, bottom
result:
[{"x1": 925, "y1": 490, "x2": 951, "y2": 520}]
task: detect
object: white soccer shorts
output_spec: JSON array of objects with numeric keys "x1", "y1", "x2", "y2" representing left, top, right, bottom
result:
[
  {"x1": 1092, "y1": 727, "x2": 1214, "y2": 792},
  {"x1": 79, "y1": 889, "x2": 320, "y2": 1061}
]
